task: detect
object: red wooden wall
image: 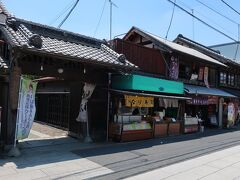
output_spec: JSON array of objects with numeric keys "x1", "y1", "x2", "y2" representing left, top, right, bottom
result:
[{"x1": 114, "y1": 39, "x2": 166, "y2": 76}]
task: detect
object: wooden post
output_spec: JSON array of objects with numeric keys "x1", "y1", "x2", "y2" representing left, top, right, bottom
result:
[
  {"x1": 218, "y1": 98, "x2": 224, "y2": 128},
  {"x1": 5, "y1": 65, "x2": 21, "y2": 147},
  {"x1": 0, "y1": 77, "x2": 9, "y2": 145}
]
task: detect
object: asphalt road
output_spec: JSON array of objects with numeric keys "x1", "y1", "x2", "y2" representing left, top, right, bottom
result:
[{"x1": 72, "y1": 127, "x2": 240, "y2": 180}]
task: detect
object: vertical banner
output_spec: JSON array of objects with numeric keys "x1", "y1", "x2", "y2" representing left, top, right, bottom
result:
[
  {"x1": 204, "y1": 66, "x2": 209, "y2": 88},
  {"x1": 76, "y1": 83, "x2": 96, "y2": 122},
  {"x1": 228, "y1": 102, "x2": 235, "y2": 122},
  {"x1": 198, "y1": 67, "x2": 204, "y2": 81},
  {"x1": 169, "y1": 56, "x2": 179, "y2": 80},
  {"x1": 16, "y1": 77, "x2": 38, "y2": 140}
]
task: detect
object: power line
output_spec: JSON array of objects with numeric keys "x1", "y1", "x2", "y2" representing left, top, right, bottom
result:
[
  {"x1": 58, "y1": 0, "x2": 80, "y2": 28},
  {"x1": 165, "y1": 0, "x2": 176, "y2": 39},
  {"x1": 166, "y1": 0, "x2": 237, "y2": 42},
  {"x1": 93, "y1": 0, "x2": 107, "y2": 37},
  {"x1": 195, "y1": 0, "x2": 239, "y2": 25},
  {"x1": 49, "y1": 0, "x2": 75, "y2": 25},
  {"x1": 192, "y1": 9, "x2": 194, "y2": 40},
  {"x1": 178, "y1": 0, "x2": 236, "y2": 38},
  {"x1": 220, "y1": 0, "x2": 240, "y2": 16}
]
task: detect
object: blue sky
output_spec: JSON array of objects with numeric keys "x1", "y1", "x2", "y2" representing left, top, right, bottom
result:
[{"x1": 2, "y1": 0, "x2": 240, "y2": 46}]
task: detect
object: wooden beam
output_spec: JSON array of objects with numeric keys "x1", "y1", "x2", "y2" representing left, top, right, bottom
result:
[{"x1": 139, "y1": 40, "x2": 152, "y2": 46}]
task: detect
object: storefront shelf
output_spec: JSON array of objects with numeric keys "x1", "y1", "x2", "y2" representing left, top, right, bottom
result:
[
  {"x1": 184, "y1": 125, "x2": 199, "y2": 133},
  {"x1": 121, "y1": 129, "x2": 153, "y2": 142},
  {"x1": 168, "y1": 123, "x2": 181, "y2": 136},
  {"x1": 154, "y1": 123, "x2": 168, "y2": 137}
]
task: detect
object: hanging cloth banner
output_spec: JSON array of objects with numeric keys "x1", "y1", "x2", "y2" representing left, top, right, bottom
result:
[
  {"x1": 76, "y1": 83, "x2": 96, "y2": 122},
  {"x1": 228, "y1": 102, "x2": 235, "y2": 122},
  {"x1": 204, "y1": 66, "x2": 209, "y2": 88},
  {"x1": 198, "y1": 67, "x2": 204, "y2": 81},
  {"x1": 124, "y1": 95, "x2": 154, "y2": 107},
  {"x1": 16, "y1": 77, "x2": 38, "y2": 140},
  {"x1": 169, "y1": 56, "x2": 179, "y2": 80}
]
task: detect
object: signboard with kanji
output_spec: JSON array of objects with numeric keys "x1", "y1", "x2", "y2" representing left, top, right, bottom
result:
[{"x1": 124, "y1": 95, "x2": 154, "y2": 107}]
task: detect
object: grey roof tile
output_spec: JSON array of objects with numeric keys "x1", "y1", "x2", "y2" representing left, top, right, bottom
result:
[
  {"x1": 0, "y1": 56, "x2": 8, "y2": 69},
  {"x1": 175, "y1": 35, "x2": 240, "y2": 67},
  {"x1": 0, "y1": 3, "x2": 138, "y2": 71}
]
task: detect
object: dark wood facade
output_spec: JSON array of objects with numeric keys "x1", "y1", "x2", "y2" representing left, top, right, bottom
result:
[
  {"x1": 1, "y1": 49, "x2": 111, "y2": 145},
  {"x1": 0, "y1": 6, "x2": 137, "y2": 147},
  {"x1": 114, "y1": 38, "x2": 166, "y2": 76},
  {"x1": 121, "y1": 27, "x2": 225, "y2": 88},
  {"x1": 175, "y1": 35, "x2": 240, "y2": 90}
]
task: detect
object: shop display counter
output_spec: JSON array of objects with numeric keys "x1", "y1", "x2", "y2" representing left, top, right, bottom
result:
[
  {"x1": 168, "y1": 122, "x2": 181, "y2": 135},
  {"x1": 109, "y1": 121, "x2": 153, "y2": 142},
  {"x1": 154, "y1": 122, "x2": 168, "y2": 137},
  {"x1": 184, "y1": 117, "x2": 199, "y2": 133}
]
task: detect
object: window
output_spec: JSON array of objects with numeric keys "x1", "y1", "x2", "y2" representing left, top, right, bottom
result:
[
  {"x1": 220, "y1": 72, "x2": 227, "y2": 84},
  {"x1": 209, "y1": 68, "x2": 216, "y2": 86},
  {"x1": 236, "y1": 75, "x2": 240, "y2": 87},
  {"x1": 227, "y1": 74, "x2": 235, "y2": 86},
  {"x1": 231, "y1": 74, "x2": 235, "y2": 86}
]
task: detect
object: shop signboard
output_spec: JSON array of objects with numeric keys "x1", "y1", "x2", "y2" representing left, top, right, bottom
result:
[
  {"x1": 124, "y1": 95, "x2": 154, "y2": 107},
  {"x1": 208, "y1": 96, "x2": 218, "y2": 104},
  {"x1": 169, "y1": 56, "x2": 179, "y2": 80},
  {"x1": 186, "y1": 96, "x2": 208, "y2": 105},
  {"x1": 16, "y1": 77, "x2": 38, "y2": 140},
  {"x1": 112, "y1": 74, "x2": 184, "y2": 95}
]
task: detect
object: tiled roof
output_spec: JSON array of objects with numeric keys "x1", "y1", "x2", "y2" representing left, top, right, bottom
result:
[
  {"x1": 124, "y1": 27, "x2": 227, "y2": 67},
  {"x1": 175, "y1": 35, "x2": 240, "y2": 67},
  {"x1": 0, "y1": 56, "x2": 8, "y2": 69},
  {"x1": 0, "y1": 3, "x2": 138, "y2": 71},
  {"x1": 0, "y1": 2, "x2": 13, "y2": 18}
]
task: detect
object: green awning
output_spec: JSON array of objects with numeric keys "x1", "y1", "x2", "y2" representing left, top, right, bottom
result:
[{"x1": 112, "y1": 74, "x2": 184, "y2": 95}]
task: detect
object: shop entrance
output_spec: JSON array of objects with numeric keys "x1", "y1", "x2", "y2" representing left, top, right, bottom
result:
[
  {"x1": 18, "y1": 78, "x2": 73, "y2": 148},
  {"x1": 35, "y1": 93, "x2": 70, "y2": 130},
  {"x1": 185, "y1": 104, "x2": 218, "y2": 127}
]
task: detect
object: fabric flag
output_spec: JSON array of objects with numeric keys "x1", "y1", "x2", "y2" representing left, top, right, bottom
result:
[
  {"x1": 204, "y1": 67, "x2": 209, "y2": 88},
  {"x1": 198, "y1": 67, "x2": 204, "y2": 81},
  {"x1": 169, "y1": 56, "x2": 179, "y2": 80},
  {"x1": 76, "y1": 83, "x2": 96, "y2": 122},
  {"x1": 16, "y1": 77, "x2": 38, "y2": 140}
]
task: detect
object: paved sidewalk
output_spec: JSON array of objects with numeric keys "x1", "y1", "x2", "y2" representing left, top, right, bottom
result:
[
  {"x1": 0, "y1": 137, "x2": 113, "y2": 180},
  {"x1": 28, "y1": 121, "x2": 68, "y2": 140},
  {"x1": 0, "y1": 122, "x2": 114, "y2": 180},
  {"x1": 126, "y1": 145, "x2": 240, "y2": 180},
  {"x1": 2, "y1": 125, "x2": 240, "y2": 179}
]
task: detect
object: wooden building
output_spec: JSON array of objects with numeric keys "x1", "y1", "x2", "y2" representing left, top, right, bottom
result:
[
  {"x1": 174, "y1": 34, "x2": 240, "y2": 128},
  {"x1": 114, "y1": 38, "x2": 166, "y2": 76},
  {"x1": 175, "y1": 34, "x2": 240, "y2": 93},
  {"x1": 0, "y1": 3, "x2": 138, "y2": 147},
  {"x1": 113, "y1": 26, "x2": 236, "y2": 134}
]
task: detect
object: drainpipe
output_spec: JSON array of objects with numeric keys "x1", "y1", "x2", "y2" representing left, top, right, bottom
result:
[{"x1": 106, "y1": 72, "x2": 111, "y2": 142}]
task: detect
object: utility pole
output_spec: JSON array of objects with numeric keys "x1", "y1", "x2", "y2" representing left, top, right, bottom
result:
[
  {"x1": 234, "y1": 24, "x2": 240, "y2": 60},
  {"x1": 109, "y1": 0, "x2": 112, "y2": 41},
  {"x1": 109, "y1": 0, "x2": 118, "y2": 41}
]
